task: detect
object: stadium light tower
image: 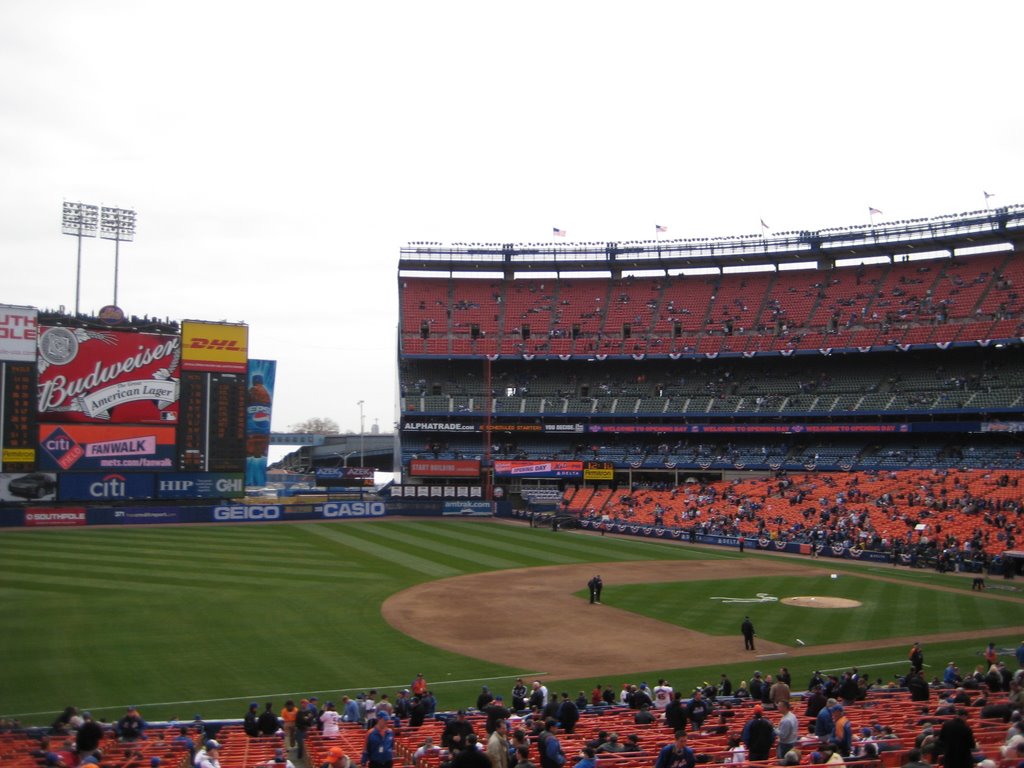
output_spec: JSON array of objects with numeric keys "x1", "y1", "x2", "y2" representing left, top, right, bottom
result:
[
  {"x1": 100, "y1": 206, "x2": 136, "y2": 306},
  {"x1": 62, "y1": 201, "x2": 99, "y2": 316},
  {"x1": 358, "y1": 400, "x2": 365, "y2": 467}
]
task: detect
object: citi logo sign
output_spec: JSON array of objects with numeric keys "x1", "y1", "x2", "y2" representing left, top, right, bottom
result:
[
  {"x1": 90, "y1": 474, "x2": 127, "y2": 498},
  {"x1": 189, "y1": 338, "x2": 242, "y2": 350}
]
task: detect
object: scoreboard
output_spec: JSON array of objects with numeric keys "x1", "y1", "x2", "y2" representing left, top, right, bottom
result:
[
  {"x1": 584, "y1": 461, "x2": 615, "y2": 481},
  {"x1": 178, "y1": 371, "x2": 246, "y2": 473},
  {"x1": 1, "y1": 363, "x2": 35, "y2": 472}
]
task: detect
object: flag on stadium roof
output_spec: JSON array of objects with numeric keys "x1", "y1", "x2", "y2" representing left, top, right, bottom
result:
[
  {"x1": 869, "y1": 207, "x2": 883, "y2": 216},
  {"x1": 656, "y1": 224, "x2": 668, "y2": 233},
  {"x1": 760, "y1": 218, "x2": 769, "y2": 230},
  {"x1": 553, "y1": 227, "x2": 566, "y2": 237},
  {"x1": 984, "y1": 191, "x2": 995, "y2": 200}
]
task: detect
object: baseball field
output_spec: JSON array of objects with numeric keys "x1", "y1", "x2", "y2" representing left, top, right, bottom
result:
[{"x1": 1, "y1": 517, "x2": 1020, "y2": 725}]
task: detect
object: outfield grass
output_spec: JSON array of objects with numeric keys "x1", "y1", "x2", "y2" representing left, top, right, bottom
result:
[
  {"x1": 599, "y1": 574, "x2": 1021, "y2": 645},
  {"x1": 0, "y1": 520, "x2": 1018, "y2": 725}
]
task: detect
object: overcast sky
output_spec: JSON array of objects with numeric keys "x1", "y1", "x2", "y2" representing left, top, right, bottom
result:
[{"x1": 3, "y1": 1, "x2": 1023, "y2": 450}]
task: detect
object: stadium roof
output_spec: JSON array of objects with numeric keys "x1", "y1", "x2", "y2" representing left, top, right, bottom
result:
[{"x1": 399, "y1": 204, "x2": 1024, "y2": 274}]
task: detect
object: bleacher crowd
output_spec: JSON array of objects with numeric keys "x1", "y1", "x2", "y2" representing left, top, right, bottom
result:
[{"x1": 5, "y1": 653, "x2": 1024, "y2": 768}]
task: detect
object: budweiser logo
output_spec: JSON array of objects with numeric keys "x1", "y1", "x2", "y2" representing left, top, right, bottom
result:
[{"x1": 38, "y1": 336, "x2": 180, "y2": 412}]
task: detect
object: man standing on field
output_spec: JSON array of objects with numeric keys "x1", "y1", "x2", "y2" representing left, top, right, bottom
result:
[{"x1": 742, "y1": 617, "x2": 756, "y2": 651}]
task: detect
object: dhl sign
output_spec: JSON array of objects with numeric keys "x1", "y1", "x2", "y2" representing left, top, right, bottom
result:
[{"x1": 180, "y1": 321, "x2": 249, "y2": 373}]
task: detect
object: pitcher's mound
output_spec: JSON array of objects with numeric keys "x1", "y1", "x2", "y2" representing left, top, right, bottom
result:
[{"x1": 782, "y1": 596, "x2": 862, "y2": 608}]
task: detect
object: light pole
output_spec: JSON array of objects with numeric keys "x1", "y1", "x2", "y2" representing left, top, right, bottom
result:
[
  {"x1": 332, "y1": 450, "x2": 357, "y2": 467},
  {"x1": 357, "y1": 400, "x2": 365, "y2": 467},
  {"x1": 61, "y1": 201, "x2": 99, "y2": 316},
  {"x1": 100, "y1": 206, "x2": 136, "y2": 306}
]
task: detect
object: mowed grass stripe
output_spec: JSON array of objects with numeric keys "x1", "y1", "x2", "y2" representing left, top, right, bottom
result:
[
  {"x1": 481, "y1": 521, "x2": 720, "y2": 561},
  {"x1": 299, "y1": 523, "x2": 462, "y2": 577},
  {"x1": 0, "y1": 550, "x2": 379, "y2": 585},
  {"x1": 365, "y1": 525, "x2": 521, "y2": 570},
  {"x1": 12, "y1": 527, "x2": 318, "y2": 554},
  {"x1": 0, "y1": 540, "x2": 330, "y2": 571},
  {"x1": 396, "y1": 521, "x2": 586, "y2": 565},
  {"x1": 394, "y1": 521, "x2": 589, "y2": 565},
  {"x1": 337, "y1": 521, "x2": 504, "y2": 573},
  {"x1": 414, "y1": 520, "x2": 712, "y2": 565},
  {"x1": 0, "y1": 534, "x2": 320, "y2": 563},
  {"x1": 0, "y1": 569, "x2": 214, "y2": 595}
]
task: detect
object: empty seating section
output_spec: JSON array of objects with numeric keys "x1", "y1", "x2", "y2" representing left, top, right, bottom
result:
[
  {"x1": 400, "y1": 349, "x2": 1024, "y2": 418},
  {"x1": 594, "y1": 468, "x2": 1022, "y2": 555},
  {"x1": 399, "y1": 253, "x2": 1024, "y2": 356}
]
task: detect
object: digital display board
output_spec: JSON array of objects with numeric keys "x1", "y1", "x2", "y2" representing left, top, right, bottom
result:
[
  {"x1": 176, "y1": 371, "x2": 246, "y2": 472},
  {"x1": 2, "y1": 363, "x2": 36, "y2": 471},
  {"x1": 208, "y1": 372, "x2": 246, "y2": 473},
  {"x1": 177, "y1": 371, "x2": 207, "y2": 471}
]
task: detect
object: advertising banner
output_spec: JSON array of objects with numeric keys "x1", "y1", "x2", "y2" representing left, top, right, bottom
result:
[
  {"x1": 442, "y1": 500, "x2": 493, "y2": 516},
  {"x1": 36, "y1": 326, "x2": 181, "y2": 424},
  {"x1": 57, "y1": 472, "x2": 155, "y2": 502},
  {"x1": 403, "y1": 420, "x2": 477, "y2": 432},
  {"x1": 181, "y1": 321, "x2": 248, "y2": 373},
  {"x1": 0, "y1": 472, "x2": 57, "y2": 502},
  {"x1": 0, "y1": 306, "x2": 38, "y2": 362},
  {"x1": 409, "y1": 459, "x2": 481, "y2": 478},
  {"x1": 24, "y1": 508, "x2": 86, "y2": 527},
  {"x1": 493, "y1": 460, "x2": 583, "y2": 478},
  {"x1": 155, "y1": 472, "x2": 244, "y2": 499},
  {"x1": 315, "y1": 466, "x2": 374, "y2": 487},
  {"x1": 245, "y1": 359, "x2": 276, "y2": 487},
  {"x1": 587, "y1": 423, "x2": 914, "y2": 434},
  {"x1": 105, "y1": 507, "x2": 185, "y2": 525},
  {"x1": 583, "y1": 467, "x2": 614, "y2": 481},
  {"x1": 39, "y1": 423, "x2": 176, "y2": 471}
]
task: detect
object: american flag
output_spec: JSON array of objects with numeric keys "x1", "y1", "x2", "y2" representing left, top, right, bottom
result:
[
  {"x1": 869, "y1": 207, "x2": 883, "y2": 216},
  {"x1": 984, "y1": 191, "x2": 995, "y2": 200},
  {"x1": 553, "y1": 228, "x2": 566, "y2": 237},
  {"x1": 760, "y1": 218, "x2": 770, "y2": 230},
  {"x1": 656, "y1": 225, "x2": 668, "y2": 233}
]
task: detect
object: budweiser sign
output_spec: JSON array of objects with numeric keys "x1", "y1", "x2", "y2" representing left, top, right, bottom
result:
[{"x1": 37, "y1": 327, "x2": 181, "y2": 424}]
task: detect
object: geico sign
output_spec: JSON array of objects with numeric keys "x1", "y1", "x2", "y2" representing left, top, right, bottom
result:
[
  {"x1": 321, "y1": 502, "x2": 386, "y2": 518},
  {"x1": 213, "y1": 505, "x2": 282, "y2": 521}
]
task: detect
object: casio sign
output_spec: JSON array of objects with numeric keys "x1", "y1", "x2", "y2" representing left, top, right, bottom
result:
[
  {"x1": 321, "y1": 501, "x2": 386, "y2": 518},
  {"x1": 213, "y1": 505, "x2": 282, "y2": 521},
  {"x1": 90, "y1": 474, "x2": 127, "y2": 498}
]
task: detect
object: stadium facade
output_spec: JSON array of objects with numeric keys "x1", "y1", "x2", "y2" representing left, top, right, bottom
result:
[{"x1": 396, "y1": 205, "x2": 1024, "y2": 496}]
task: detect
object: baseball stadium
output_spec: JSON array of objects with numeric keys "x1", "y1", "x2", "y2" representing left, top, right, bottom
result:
[{"x1": 2, "y1": 204, "x2": 1024, "y2": 768}]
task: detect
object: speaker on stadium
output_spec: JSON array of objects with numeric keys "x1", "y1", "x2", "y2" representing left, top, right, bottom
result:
[
  {"x1": 623, "y1": 323, "x2": 631, "y2": 339},
  {"x1": 471, "y1": 324, "x2": 480, "y2": 339},
  {"x1": 673, "y1": 321, "x2": 682, "y2": 338},
  {"x1": 420, "y1": 321, "x2": 430, "y2": 339},
  {"x1": 572, "y1": 324, "x2": 580, "y2": 340},
  {"x1": 521, "y1": 325, "x2": 530, "y2": 339}
]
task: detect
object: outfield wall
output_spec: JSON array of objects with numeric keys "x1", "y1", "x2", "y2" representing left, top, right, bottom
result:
[{"x1": 0, "y1": 499, "x2": 509, "y2": 528}]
